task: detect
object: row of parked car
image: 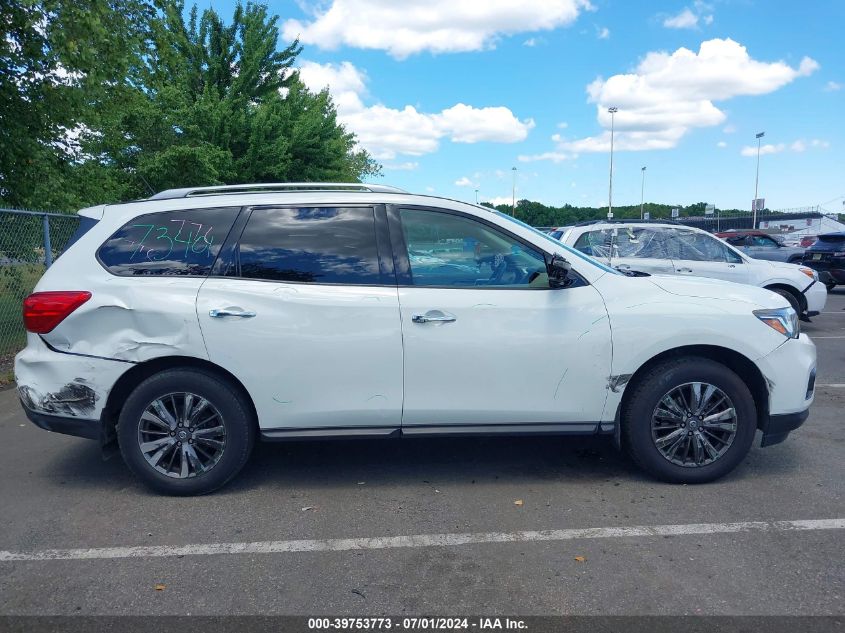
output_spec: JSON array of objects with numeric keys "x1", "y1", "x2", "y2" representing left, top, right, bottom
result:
[
  {"x1": 715, "y1": 229, "x2": 845, "y2": 292},
  {"x1": 549, "y1": 221, "x2": 830, "y2": 320}
]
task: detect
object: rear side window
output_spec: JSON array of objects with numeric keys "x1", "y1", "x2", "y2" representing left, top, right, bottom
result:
[
  {"x1": 98, "y1": 207, "x2": 239, "y2": 276},
  {"x1": 231, "y1": 207, "x2": 382, "y2": 284}
]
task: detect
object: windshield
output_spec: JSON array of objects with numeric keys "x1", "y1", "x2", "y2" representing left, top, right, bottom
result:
[{"x1": 493, "y1": 212, "x2": 620, "y2": 275}]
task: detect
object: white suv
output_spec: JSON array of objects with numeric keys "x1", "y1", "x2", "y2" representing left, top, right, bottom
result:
[
  {"x1": 15, "y1": 184, "x2": 817, "y2": 494},
  {"x1": 559, "y1": 221, "x2": 826, "y2": 319}
]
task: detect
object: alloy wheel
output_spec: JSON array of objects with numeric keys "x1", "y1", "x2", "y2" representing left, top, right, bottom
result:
[
  {"x1": 137, "y1": 392, "x2": 227, "y2": 478},
  {"x1": 651, "y1": 382, "x2": 738, "y2": 468}
]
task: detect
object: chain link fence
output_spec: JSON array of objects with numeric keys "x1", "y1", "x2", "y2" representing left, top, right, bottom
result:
[{"x1": 0, "y1": 209, "x2": 81, "y2": 377}]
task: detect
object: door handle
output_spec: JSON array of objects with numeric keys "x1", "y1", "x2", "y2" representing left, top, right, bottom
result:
[
  {"x1": 209, "y1": 308, "x2": 257, "y2": 318},
  {"x1": 677, "y1": 267, "x2": 693, "y2": 273},
  {"x1": 728, "y1": 264, "x2": 736, "y2": 268},
  {"x1": 412, "y1": 311, "x2": 456, "y2": 324}
]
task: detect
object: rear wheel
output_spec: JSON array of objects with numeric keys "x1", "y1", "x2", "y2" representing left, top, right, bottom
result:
[
  {"x1": 623, "y1": 357, "x2": 757, "y2": 483},
  {"x1": 118, "y1": 369, "x2": 255, "y2": 495}
]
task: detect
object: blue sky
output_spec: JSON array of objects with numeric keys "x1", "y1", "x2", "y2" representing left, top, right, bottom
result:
[{"x1": 198, "y1": 0, "x2": 843, "y2": 212}]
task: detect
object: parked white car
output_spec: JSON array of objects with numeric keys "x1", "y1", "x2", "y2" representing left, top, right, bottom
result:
[
  {"x1": 16, "y1": 185, "x2": 816, "y2": 494},
  {"x1": 558, "y1": 222, "x2": 826, "y2": 320}
]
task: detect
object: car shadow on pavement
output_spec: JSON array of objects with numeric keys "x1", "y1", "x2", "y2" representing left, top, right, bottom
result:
[{"x1": 41, "y1": 431, "x2": 799, "y2": 495}]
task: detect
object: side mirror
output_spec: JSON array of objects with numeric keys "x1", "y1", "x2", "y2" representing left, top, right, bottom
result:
[{"x1": 548, "y1": 254, "x2": 571, "y2": 288}]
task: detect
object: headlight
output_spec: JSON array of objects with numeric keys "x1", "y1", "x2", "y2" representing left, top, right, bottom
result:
[
  {"x1": 798, "y1": 267, "x2": 818, "y2": 281},
  {"x1": 754, "y1": 307, "x2": 799, "y2": 339}
]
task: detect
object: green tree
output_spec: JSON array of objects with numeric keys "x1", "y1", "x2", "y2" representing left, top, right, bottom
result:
[{"x1": 0, "y1": 0, "x2": 156, "y2": 209}]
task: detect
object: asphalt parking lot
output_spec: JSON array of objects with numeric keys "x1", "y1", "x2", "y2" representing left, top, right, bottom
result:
[{"x1": 0, "y1": 291, "x2": 843, "y2": 616}]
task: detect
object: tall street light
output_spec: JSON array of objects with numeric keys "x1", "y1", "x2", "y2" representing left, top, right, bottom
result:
[
  {"x1": 753, "y1": 131, "x2": 765, "y2": 228},
  {"x1": 474, "y1": 188, "x2": 479, "y2": 204},
  {"x1": 511, "y1": 166, "x2": 517, "y2": 217},
  {"x1": 607, "y1": 107, "x2": 618, "y2": 220},
  {"x1": 640, "y1": 166, "x2": 647, "y2": 219}
]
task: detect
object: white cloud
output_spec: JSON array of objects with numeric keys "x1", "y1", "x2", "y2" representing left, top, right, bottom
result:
[
  {"x1": 485, "y1": 196, "x2": 514, "y2": 207},
  {"x1": 741, "y1": 143, "x2": 784, "y2": 157},
  {"x1": 297, "y1": 60, "x2": 534, "y2": 160},
  {"x1": 740, "y1": 138, "x2": 829, "y2": 156},
  {"x1": 557, "y1": 122, "x2": 569, "y2": 129},
  {"x1": 702, "y1": 14, "x2": 714, "y2": 25},
  {"x1": 455, "y1": 176, "x2": 476, "y2": 187},
  {"x1": 533, "y1": 39, "x2": 819, "y2": 158},
  {"x1": 518, "y1": 151, "x2": 574, "y2": 163},
  {"x1": 597, "y1": 26, "x2": 610, "y2": 39},
  {"x1": 723, "y1": 124, "x2": 737, "y2": 134},
  {"x1": 824, "y1": 80, "x2": 842, "y2": 92},
  {"x1": 717, "y1": 141, "x2": 727, "y2": 148},
  {"x1": 383, "y1": 161, "x2": 419, "y2": 170},
  {"x1": 523, "y1": 37, "x2": 546, "y2": 47},
  {"x1": 283, "y1": 0, "x2": 593, "y2": 58},
  {"x1": 663, "y1": 8, "x2": 698, "y2": 29}
]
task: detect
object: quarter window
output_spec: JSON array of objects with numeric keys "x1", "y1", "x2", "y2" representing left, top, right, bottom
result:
[
  {"x1": 98, "y1": 207, "x2": 239, "y2": 276},
  {"x1": 232, "y1": 207, "x2": 382, "y2": 284},
  {"x1": 399, "y1": 208, "x2": 548, "y2": 288}
]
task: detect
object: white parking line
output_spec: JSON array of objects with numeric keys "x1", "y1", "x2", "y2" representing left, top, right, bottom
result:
[
  {"x1": 817, "y1": 384, "x2": 845, "y2": 387},
  {"x1": 1, "y1": 519, "x2": 842, "y2": 562},
  {"x1": 810, "y1": 336, "x2": 845, "y2": 339}
]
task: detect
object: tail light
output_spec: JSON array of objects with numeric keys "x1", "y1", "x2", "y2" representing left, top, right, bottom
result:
[{"x1": 23, "y1": 291, "x2": 92, "y2": 334}]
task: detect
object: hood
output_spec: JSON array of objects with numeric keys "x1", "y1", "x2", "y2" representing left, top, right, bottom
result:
[
  {"x1": 646, "y1": 275, "x2": 788, "y2": 309},
  {"x1": 763, "y1": 259, "x2": 811, "y2": 274}
]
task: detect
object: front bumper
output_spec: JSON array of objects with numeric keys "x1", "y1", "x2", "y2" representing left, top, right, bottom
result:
[
  {"x1": 760, "y1": 409, "x2": 810, "y2": 447},
  {"x1": 754, "y1": 333, "x2": 816, "y2": 446},
  {"x1": 802, "y1": 280, "x2": 827, "y2": 316}
]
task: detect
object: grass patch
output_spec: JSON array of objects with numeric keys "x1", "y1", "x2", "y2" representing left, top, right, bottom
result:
[{"x1": 0, "y1": 264, "x2": 45, "y2": 357}]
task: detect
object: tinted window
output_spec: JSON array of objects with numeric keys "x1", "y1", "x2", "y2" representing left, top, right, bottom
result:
[
  {"x1": 400, "y1": 208, "x2": 548, "y2": 288},
  {"x1": 98, "y1": 207, "x2": 238, "y2": 276},
  {"x1": 234, "y1": 207, "x2": 381, "y2": 284}
]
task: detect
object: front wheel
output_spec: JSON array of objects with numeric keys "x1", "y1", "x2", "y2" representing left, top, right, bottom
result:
[
  {"x1": 118, "y1": 368, "x2": 255, "y2": 495},
  {"x1": 622, "y1": 357, "x2": 757, "y2": 483}
]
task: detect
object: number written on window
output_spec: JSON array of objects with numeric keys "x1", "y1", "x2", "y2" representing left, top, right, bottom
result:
[{"x1": 98, "y1": 207, "x2": 239, "y2": 276}]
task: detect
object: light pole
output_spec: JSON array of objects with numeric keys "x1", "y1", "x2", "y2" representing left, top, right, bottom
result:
[
  {"x1": 511, "y1": 166, "x2": 517, "y2": 217},
  {"x1": 474, "y1": 188, "x2": 479, "y2": 204},
  {"x1": 640, "y1": 166, "x2": 647, "y2": 219},
  {"x1": 607, "y1": 107, "x2": 618, "y2": 219},
  {"x1": 753, "y1": 131, "x2": 765, "y2": 228}
]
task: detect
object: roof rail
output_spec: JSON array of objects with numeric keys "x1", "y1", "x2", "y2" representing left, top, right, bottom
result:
[
  {"x1": 573, "y1": 218, "x2": 684, "y2": 227},
  {"x1": 148, "y1": 182, "x2": 408, "y2": 200}
]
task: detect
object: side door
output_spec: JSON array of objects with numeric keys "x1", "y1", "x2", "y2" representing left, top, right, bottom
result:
[
  {"x1": 745, "y1": 234, "x2": 783, "y2": 261},
  {"x1": 572, "y1": 227, "x2": 675, "y2": 275},
  {"x1": 667, "y1": 228, "x2": 750, "y2": 284},
  {"x1": 390, "y1": 206, "x2": 612, "y2": 431},
  {"x1": 196, "y1": 205, "x2": 403, "y2": 434}
]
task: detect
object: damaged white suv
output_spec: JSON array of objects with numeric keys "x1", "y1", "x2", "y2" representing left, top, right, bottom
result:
[{"x1": 16, "y1": 184, "x2": 817, "y2": 495}]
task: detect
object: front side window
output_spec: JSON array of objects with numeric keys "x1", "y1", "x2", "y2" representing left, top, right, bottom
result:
[
  {"x1": 98, "y1": 207, "x2": 239, "y2": 276},
  {"x1": 400, "y1": 208, "x2": 548, "y2": 288},
  {"x1": 232, "y1": 207, "x2": 382, "y2": 284},
  {"x1": 573, "y1": 227, "x2": 670, "y2": 260},
  {"x1": 751, "y1": 235, "x2": 778, "y2": 247}
]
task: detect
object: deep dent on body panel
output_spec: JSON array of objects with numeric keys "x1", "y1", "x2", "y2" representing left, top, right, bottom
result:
[{"x1": 45, "y1": 303, "x2": 192, "y2": 361}]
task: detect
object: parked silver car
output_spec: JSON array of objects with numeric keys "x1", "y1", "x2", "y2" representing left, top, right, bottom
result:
[{"x1": 717, "y1": 231, "x2": 805, "y2": 264}]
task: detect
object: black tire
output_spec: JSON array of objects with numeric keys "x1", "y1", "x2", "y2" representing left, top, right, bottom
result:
[
  {"x1": 769, "y1": 287, "x2": 801, "y2": 314},
  {"x1": 622, "y1": 357, "x2": 757, "y2": 484},
  {"x1": 118, "y1": 369, "x2": 255, "y2": 495}
]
